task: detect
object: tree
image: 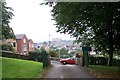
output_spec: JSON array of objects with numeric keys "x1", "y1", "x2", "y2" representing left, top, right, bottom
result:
[
  {"x1": 49, "y1": 50, "x2": 58, "y2": 57},
  {"x1": 1, "y1": 0, "x2": 15, "y2": 39},
  {"x1": 44, "y1": 2, "x2": 120, "y2": 66},
  {"x1": 60, "y1": 48, "x2": 68, "y2": 55}
]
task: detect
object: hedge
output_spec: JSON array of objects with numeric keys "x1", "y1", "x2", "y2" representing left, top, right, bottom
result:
[
  {"x1": 89, "y1": 56, "x2": 120, "y2": 66},
  {"x1": 28, "y1": 51, "x2": 42, "y2": 62},
  {"x1": 1, "y1": 51, "x2": 42, "y2": 62},
  {"x1": 1, "y1": 51, "x2": 29, "y2": 60}
]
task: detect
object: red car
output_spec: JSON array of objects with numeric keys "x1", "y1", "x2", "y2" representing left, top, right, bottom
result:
[{"x1": 60, "y1": 58, "x2": 76, "y2": 65}]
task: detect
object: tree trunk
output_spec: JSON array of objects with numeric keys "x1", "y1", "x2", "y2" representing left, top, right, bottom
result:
[
  {"x1": 107, "y1": 24, "x2": 114, "y2": 66},
  {"x1": 107, "y1": 50, "x2": 113, "y2": 66},
  {"x1": 107, "y1": 18, "x2": 114, "y2": 66},
  {"x1": 106, "y1": 5, "x2": 114, "y2": 66}
]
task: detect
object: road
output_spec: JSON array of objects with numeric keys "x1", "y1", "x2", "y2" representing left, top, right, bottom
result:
[{"x1": 44, "y1": 61, "x2": 94, "y2": 78}]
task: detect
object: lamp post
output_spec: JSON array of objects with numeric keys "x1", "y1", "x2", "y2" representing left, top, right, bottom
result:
[{"x1": 58, "y1": 48, "x2": 61, "y2": 59}]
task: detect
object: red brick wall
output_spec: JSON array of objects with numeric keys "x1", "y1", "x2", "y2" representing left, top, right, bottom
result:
[
  {"x1": 28, "y1": 40, "x2": 34, "y2": 51},
  {"x1": 16, "y1": 39, "x2": 22, "y2": 54},
  {"x1": 16, "y1": 35, "x2": 29, "y2": 55}
]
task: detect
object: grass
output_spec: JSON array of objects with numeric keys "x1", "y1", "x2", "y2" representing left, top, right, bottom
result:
[
  {"x1": 2, "y1": 57, "x2": 43, "y2": 78},
  {"x1": 0, "y1": 57, "x2": 2, "y2": 79},
  {"x1": 89, "y1": 65, "x2": 120, "y2": 78}
]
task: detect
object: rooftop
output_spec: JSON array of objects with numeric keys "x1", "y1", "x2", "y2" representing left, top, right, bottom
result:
[{"x1": 15, "y1": 34, "x2": 25, "y2": 39}]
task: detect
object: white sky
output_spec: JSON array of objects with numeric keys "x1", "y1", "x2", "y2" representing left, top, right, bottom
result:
[{"x1": 6, "y1": 0, "x2": 75, "y2": 43}]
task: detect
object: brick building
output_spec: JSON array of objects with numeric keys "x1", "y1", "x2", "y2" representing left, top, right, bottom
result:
[
  {"x1": 15, "y1": 34, "x2": 29, "y2": 55},
  {"x1": 28, "y1": 39, "x2": 35, "y2": 51},
  {"x1": 4, "y1": 28, "x2": 17, "y2": 52},
  {"x1": 5, "y1": 39, "x2": 17, "y2": 52}
]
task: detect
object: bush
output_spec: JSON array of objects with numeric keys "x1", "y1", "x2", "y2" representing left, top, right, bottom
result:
[
  {"x1": 89, "y1": 56, "x2": 120, "y2": 66},
  {"x1": 28, "y1": 51, "x2": 42, "y2": 62},
  {"x1": 2, "y1": 43, "x2": 14, "y2": 51},
  {"x1": 112, "y1": 59, "x2": 120, "y2": 66}
]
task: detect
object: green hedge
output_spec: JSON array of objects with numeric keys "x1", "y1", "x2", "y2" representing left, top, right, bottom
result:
[
  {"x1": 112, "y1": 58, "x2": 120, "y2": 66},
  {"x1": 28, "y1": 51, "x2": 42, "y2": 62},
  {"x1": 89, "y1": 56, "x2": 120, "y2": 66},
  {"x1": 2, "y1": 51, "x2": 29, "y2": 60},
  {"x1": 2, "y1": 43, "x2": 14, "y2": 51},
  {"x1": 2, "y1": 51, "x2": 42, "y2": 62}
]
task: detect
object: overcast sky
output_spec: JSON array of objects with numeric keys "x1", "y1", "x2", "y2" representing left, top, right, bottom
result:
[{"x1": 6, "y1": 0, "x2": 75, "y2": 43}]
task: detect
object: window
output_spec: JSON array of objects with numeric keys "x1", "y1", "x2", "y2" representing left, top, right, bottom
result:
[
  {"x1": 23, "y1": 44, "x2": 27, "y2": 51},
  {"x1": 23, "y1": 39, "x2": 26, "y2": 43},
  {"x1": 13, "y1": 42, "x2": 16, "y2": 47}
]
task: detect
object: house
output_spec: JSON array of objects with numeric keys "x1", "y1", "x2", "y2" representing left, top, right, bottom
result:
[
  {"x1": 15, "y1": 34, "x2": 29, "y2": 55},
  {"x1": 28, "y1": 39, "x2": 35, "y2": 51},
  {"x1": 3, "y1": 28, "x2": 17, "y2": 52},
  {"x1": 5, "y1": 39, "x2": 17, "y2": 52}
]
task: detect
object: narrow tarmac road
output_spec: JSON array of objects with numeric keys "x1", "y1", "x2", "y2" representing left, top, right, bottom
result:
[{"x1": 44, "y1": 61, "x2": 94, "y2": 78}]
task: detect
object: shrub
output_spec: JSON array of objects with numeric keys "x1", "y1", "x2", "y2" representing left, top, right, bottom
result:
[
  {"x1": 89, "y1": 56, "x2": 120, "y2": 66},
  {"x1": 112, "y1": 58, "x2": 120, "y2": 66},
  {"x1": 2, "y1": 43, "x2": 14, "y2": 51},
  {"x1": 28, "y1": 51, "x2": 42, "y2": 62}
]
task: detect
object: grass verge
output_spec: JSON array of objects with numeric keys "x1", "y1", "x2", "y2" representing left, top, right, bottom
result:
[
  {"x1": 89, "y1": 65, "x2": 120, "y2": 78},
  {"x1": 38, "y1": 64, "x2": 53, "y2": 78},
  {"x1": 2, "y1": 57, "x2": 43, "y2": 78},
  {"x1": 0, "y1": 57, "x2": 2, "y2": 79}
]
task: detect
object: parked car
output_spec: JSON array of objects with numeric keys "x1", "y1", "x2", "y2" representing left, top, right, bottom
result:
[{"x1": 60, "y1": 58, "x2": 76, "y2": 65}]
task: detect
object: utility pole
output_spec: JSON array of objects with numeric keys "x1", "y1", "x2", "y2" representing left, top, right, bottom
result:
[{"x1": 58, "y1": 48, "x2": 61, "y2": 59}]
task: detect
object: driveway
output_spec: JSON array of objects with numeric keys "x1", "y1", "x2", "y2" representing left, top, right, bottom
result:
[{"x1": 44, "y1": 61, "x2": 94, "y2": 78}]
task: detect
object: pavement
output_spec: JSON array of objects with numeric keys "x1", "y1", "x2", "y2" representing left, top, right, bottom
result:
[{"x1": 44, "y1": 61, "x2": 94, "y2": 78}]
